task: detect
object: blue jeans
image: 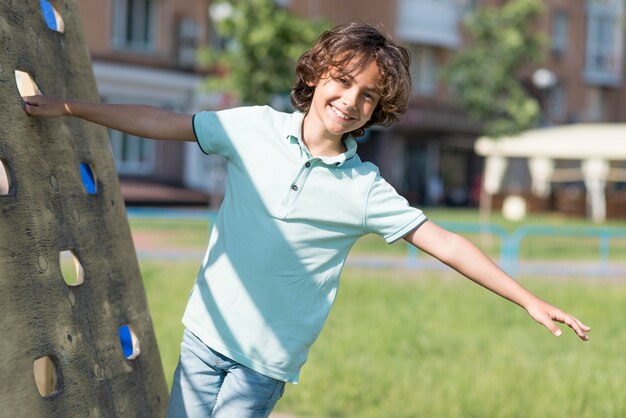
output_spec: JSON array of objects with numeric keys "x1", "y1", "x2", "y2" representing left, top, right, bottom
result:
[{"x1": 166, "y1": 329, "x2": 286, "y2": 418}]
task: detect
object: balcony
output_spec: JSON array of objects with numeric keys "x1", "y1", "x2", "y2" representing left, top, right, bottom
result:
[{"x1": 395, "y1": 0, "x2": 461, "y2": 49}]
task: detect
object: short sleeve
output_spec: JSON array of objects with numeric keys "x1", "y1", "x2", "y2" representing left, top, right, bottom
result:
[
  {"x1": 193, "y1": 110, "x2": 237, "y2": 159},
  {"x1": 364, "y1": 175, "x2": 427, "y2": 243}
]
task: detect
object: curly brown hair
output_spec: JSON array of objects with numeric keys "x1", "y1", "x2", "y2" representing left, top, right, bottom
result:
[{"x1": 290, "y1": 22, "x2": 411, "y2": 138}]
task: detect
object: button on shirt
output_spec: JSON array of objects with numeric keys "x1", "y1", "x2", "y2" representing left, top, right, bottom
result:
[{"x1": 184, "y1": 106, "x2": 427, "y2": 383}]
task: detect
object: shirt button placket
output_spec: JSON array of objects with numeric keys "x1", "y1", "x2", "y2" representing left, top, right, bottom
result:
[
  {"x1": 295, "y1": 160, "x2": 314, "y2": 192},
  {"x1": 282, "y1": 159, "x2": 314, "y2": 213}
]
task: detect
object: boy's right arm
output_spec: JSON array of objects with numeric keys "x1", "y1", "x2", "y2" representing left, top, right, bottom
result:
[
  {"x1": 22, "y1": 95, "x2": 195, "y2": 142},
  {"x1": 404, "y1": 220, "x2": 590, "y2": 341}
]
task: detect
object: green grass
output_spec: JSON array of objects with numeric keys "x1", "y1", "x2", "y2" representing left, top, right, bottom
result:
[
  {"x1": 278, "y1": 269, "x2": 625, "y2": 418},
  {"x1": 141, "y1": 260, "x2": 199, "y2": 384},
  {"x1": 131, "y1": 209, "x2": 626, "y2": 416},
  {"x1": 139, "y1": 259, "x2": 626, "y2": 418}
]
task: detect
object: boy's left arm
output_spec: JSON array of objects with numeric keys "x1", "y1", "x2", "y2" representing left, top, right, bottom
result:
[{"x1": 404, "y1": 220, "x2": 590, "y2": 341}]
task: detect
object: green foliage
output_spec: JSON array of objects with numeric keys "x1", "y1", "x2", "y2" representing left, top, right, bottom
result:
[
  {"x1": 443, "y1": 0, "x2": 545, "y2": 137},
  {"x1": 200, "y1": 0, "x2": 329, "y2": 107}
]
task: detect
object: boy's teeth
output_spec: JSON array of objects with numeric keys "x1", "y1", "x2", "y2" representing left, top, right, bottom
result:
[{"x1": 331, "y1": 106, "x2": 349, "y2": 120}]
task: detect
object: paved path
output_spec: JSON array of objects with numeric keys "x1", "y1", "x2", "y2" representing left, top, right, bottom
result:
[
  {"x1": 133, "y1": 245, "x2": 626, "y2": 279},
  {"x1": 130, "y1": 224, "x2": 626, "y2": 278},
  {"x1": 129, "y1": 207, "x2": 626, "y2": 279}
]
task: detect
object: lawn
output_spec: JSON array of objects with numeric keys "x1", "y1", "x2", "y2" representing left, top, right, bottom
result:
[
  {"x1": 140, "y1": 262, "x2": 625, "y2": 418},
  {"x1": 130, "y1": 209, "x2": 626, "y2": 417},
  {"x1": 280, "y1": 269, "x2": 624, "y2": 418}
]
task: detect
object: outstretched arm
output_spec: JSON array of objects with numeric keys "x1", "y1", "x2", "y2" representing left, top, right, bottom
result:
[
  {"x1": 22, "y1": 95, "x2": 195, "y2": 141},
  {"x1": 404, "y1": 220, "x2": 590, "y2": 341}
]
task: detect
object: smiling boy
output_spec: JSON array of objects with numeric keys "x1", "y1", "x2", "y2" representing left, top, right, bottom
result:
[
  {"x1": 23, "y1": 22, "x2": 589, "y2": 418},
  {"x1": 303, "y1": 59, "x2": 380, "y2": 154}
]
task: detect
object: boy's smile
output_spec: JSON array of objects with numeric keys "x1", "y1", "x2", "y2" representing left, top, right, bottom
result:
[{"x1": 303, "y1": 59, "x2": 381, "y2": 155}]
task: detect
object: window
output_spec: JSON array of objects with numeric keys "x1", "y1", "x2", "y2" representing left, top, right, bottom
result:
[
  {"x1": 410, "y1": 45, "x2": 438, "y2": 97},
  {"x1": 397, "y1": 0, "x2": 461, "y2": 48},
  {"x1": 109, "y1": 130, "x2": 156, "y2": 175},
  {"x1": 208, "y1": 3, "x2": 233, "y2": 52},
  {"x1": 547, "y1": 83, "x2": 567, "y2": 121},
  {"x1": 177, "y1": 18, "x2": 199, "y2": 68},
  {"x1": 584, "y1": 0, "x2": 623, "y2": 86},
  {"x1": 112, "y1": 0, "x2": 156, "y2": 52},
  {"x1": 458, "y1": 0, "x2": 477, "y2": 16},
  {"x1": 551, "y1": 11, "x2": 568, "y2": 56},
  {"x1": 584, "y1": 87, "x2": 605, "y2": 122}
]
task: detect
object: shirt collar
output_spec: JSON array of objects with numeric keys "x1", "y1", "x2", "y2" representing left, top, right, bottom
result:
[{"x1": 284, "y1": 111, "x2": 357, "y2": 167}]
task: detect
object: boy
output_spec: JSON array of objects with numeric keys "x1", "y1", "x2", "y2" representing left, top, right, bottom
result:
[{"x1": 23, "y1": 22, "x2": 589, "y2": 418}]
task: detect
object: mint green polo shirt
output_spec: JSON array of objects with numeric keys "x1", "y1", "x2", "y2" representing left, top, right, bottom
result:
[{"x1": 183, "y1": 106, "x2": 427, "y2": 383}]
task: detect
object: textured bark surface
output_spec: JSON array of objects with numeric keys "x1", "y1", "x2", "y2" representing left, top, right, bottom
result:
[{"x1": 0, "y1": 1, "x2": 169, "y2": 416}]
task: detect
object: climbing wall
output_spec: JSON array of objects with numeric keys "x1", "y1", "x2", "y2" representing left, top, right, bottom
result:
[{"x1": 0, "y1": 1, "x2": 169, "y2": 416}]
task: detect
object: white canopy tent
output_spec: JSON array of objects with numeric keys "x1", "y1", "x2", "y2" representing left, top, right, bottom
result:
[{"x1": 475, "y1": 124, "x2": 626, "y2": 223}]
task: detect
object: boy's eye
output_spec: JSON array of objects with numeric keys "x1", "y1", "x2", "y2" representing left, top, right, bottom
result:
[
  {"x1": 338, "y1": 77, "x2": 349, "y2": 86},
  {"x1": 363, "y1": 92, "x2": 378, "y2": 101}
]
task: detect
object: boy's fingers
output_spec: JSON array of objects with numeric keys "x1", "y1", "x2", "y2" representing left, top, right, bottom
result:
[
  {"x1": 22, "y1": 97, "x2": 34, "y2": 113},
  {"x1": 530, "y1": 305, "x2": 590, "y2": 341},
  {"x1": 22, "y1": 101, "x2": 32, "y2": 114},
  {"x1": 557, "y1": 314, "x2": 590, "y2": 341},
  {"x1": 544, "y1": 320, "x2": 562, "y2": 337},
  {"x1": 23, "y1": 102, "x2": 38, "y2": 116},
  {"x1": 22, "y1": 97, "x2": 47, "y2": 116},
  {"x1": 573, "y1": 317, "x2": 591, "y2": 331},
  {"x1": 566, "y1": 315, "x2": 590, "y2": 340}
]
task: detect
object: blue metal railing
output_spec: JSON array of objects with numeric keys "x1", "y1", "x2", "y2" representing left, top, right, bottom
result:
[
  {"x1": 407, "y1": 222, "x2": 626, "y2": 277},
  {"x1": 126, "y1": 208, "x2": 626, "y2": 277},
  {"x1": 127, "y1": 207, "x2": 216, "y2": 221},
  {"x1": 404, "y1": 222, "x2": 513, "y2": 271},
  {"x1": 507, "y1": 225, "x2": 626, "y2": 276}
]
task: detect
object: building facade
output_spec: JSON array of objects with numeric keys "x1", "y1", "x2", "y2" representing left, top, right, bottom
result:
[
  {"x1": 290, "y1": 0, "x2": 626, "y2": 213},
  {"x1": 75, "y1": 0, "x2": 626, "y2": 211},
  {"x1": 76, "y1": 0, "x2": 220, "y2": 204},
  {"x1": 288, "y1": 0, "x2": 483, "y2": 207},
  {"x1": 475, "y1": 0, "x2": 626, "y2": 219}
]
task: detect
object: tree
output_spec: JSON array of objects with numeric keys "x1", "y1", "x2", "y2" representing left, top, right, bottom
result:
[
  {"x1": 443, "y1": 0, "x2": 545, "y2": 137},
  {"x1": 201, "y1": 0, "x2": 328, "y2": 107}
]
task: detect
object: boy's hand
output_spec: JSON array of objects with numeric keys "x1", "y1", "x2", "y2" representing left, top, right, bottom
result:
[
  {"x1": 525, "y1": 299, "x2": 590, "y2": 341},
  {"x1": 22, "y1": 95, "x2": 69, "y2": 117}
]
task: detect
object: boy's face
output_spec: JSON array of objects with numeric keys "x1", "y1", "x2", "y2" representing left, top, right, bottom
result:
[{"x1": 305, "y1": 59, "x2": 381, "y2": 142}]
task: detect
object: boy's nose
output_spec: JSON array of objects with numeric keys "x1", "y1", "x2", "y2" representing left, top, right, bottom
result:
[{"x1": 342, "y1": 89, "x2": 358, "y2": 109}]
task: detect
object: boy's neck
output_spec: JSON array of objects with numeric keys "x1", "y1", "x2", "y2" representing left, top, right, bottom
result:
[{"x1": 301, "y1": 115, "x2": 347, "y2": 158}]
